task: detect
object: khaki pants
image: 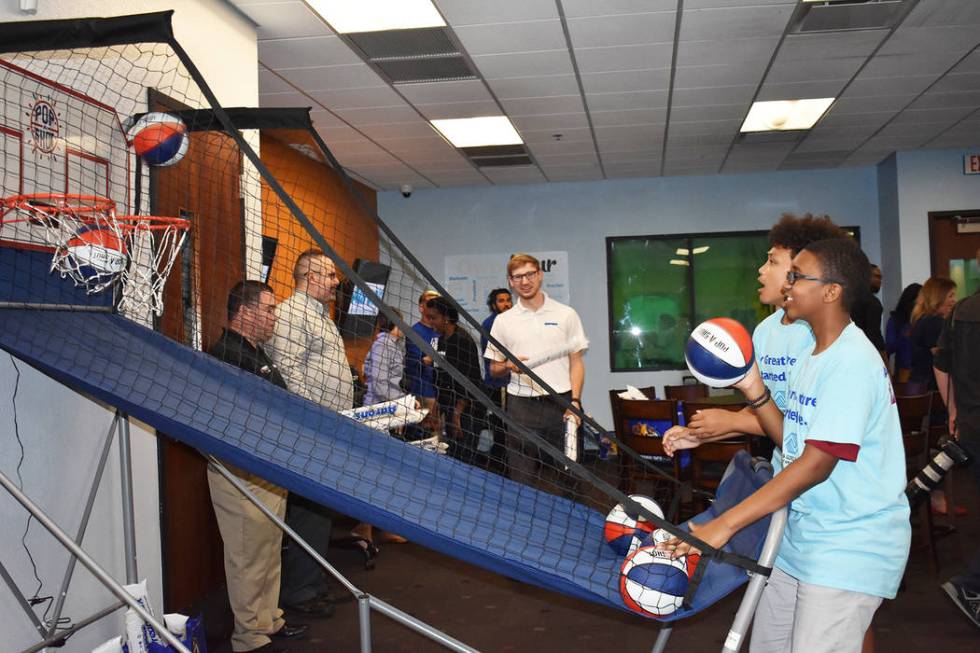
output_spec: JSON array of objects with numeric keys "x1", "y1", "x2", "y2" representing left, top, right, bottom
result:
[{"x1": 207, "y1": 463, "x2": 288, "y2": 652}]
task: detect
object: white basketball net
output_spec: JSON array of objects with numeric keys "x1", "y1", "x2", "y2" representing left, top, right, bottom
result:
[{"x1": 115, "y1": 216, "x2": 189, "y2": 317}]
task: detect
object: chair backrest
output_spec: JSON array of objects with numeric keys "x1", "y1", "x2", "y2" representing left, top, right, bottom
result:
[
  {"x1": 895, "y1": 392, "x2": 933, "y2": 434},
  {"x1": 609, "y1": 387, "x2": 657, "y2": 437},
  {"x1": 681, "y1": 400, "x2": 744, "y2": 424},
  {"x1": 893, "y1": 381, "x2": 929, "y2": 396},
  {"x1": 612, "y1": 397, "x2": 679, "y2": 457},
  {"x1": 664, "y1": 383, "x2": 709, "y2": 401}
]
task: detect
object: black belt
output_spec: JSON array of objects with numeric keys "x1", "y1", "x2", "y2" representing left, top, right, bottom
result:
[{"x1": 510, "y1": 392, "x2": 570, "y2": 402}]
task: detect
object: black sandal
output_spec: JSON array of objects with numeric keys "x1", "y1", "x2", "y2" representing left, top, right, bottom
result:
[{"x1": 350, "y1": 537, "x2": 379, "y2": 570}]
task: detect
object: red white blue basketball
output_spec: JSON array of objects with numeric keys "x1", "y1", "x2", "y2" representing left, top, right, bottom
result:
[
  {"x1": 65, "y1": 224, "x2": 127, "y2": 279},
  {"x1": 604, "y1": 495, "x2": 664, "y2": 556},
  {"x1": 684, "y1": 317, "x2": 754, "y2": 387},
  {"x1": 128, "y1": 112, "x2": 188, "y2": 166},
  {"x1": 620, "y1": 535, "x2": 701, "y2": 617}
]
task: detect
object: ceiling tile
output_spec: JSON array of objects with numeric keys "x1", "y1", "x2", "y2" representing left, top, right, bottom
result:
[
  {"x1": 862, "y1": 53, "x2": 969, "y2": 78},
  {"x1": 890, "y1": 106, "x2": 976, "y2": 125},
  {"x1": 482, "y1": 167, "x2": 548, "y2": 184},
  {"x1": 566, "y1": 12, "x2": 676, "y2": 49},
  {"x1": 757, "y1": 80, "x2": 848, "y2": 101},
  {"x1": 535, "y1": 152, "x2": 600, "y2": 166},
  {"x1": 680, "y1": 4, "x2": 796, "y2": 41},
  {"x1": 767, "y1": 57, "x2": 867, "y2": 84},
  {"x1": 587, "y1": 90, "x2": 669, "y2": 111},
  {"x1": 502, "y1": 95, "x2": 586, "y2": 116},
  {"x1": 315, "y1": 124, "x2": 369, "y2": 144},
  {"x1": 258, "y1": 67, "x2": 295, "y2": 93},
  {"x1": 308, "y1": 86, "x2": 404, "y2": 109},
  {"x1": 453, "y1": 19, "x2": 566, "y2": 55},
  {"x1": 908, "y1": 90, "x2": 980, "y2": 110},
  {"x1": 580, "y1": 68, "x2": 670, "y2": 94},
  {"x1": 562, "y1": 0, "x2": 677, "y2": 18},
  {"x1": 275, "y1": 64, "x2": 385, "y2": 91},
  {"x1": 930, "y1": 72, "x2": 980, "y2": 94},
  {"x1": 669, "y1": 120, "x2": 740, "y2": 137},
  {"x1": 238, "y1": 1, "x2": 333, "y2": 40},
  {"x1": 672, "y1": 85, "x2": 757, "y2": 107},
  {"x1": 335, "y1": 105, "x2": 423, "y2": 125},
  {"x1": 574, "y1": 43, "x2": 675, "y2": 74},
  {"x1": 414, "y1": 100, "x2": 502, "y2": 120},
  {"x1": 591, "y1": 108, "x2": 667, "y2": 127},
  {"x1": 526, "y1": 139, "x2": 599, "y2": 156},
  {"x1": 777, "y1": 31, "x2": 886, "y2": 62},
  {"x1": 844, "y1": 74, "x2": 936, "y2": 98},
  {"x1": 397, "y1": 79, "x2": 493, "y2": 104},
  {"x1": 434, "y1": 0, "x2": 558, "y2": 25},
  {"x1": 488, "y1": 75, "x2": 580, "y2": 99},
  {"x1": 308, "y1": 110, "x2": 347, "y2": 130},
  {"x1": 521, "y1": 127, "x2": 594, "y2": 143},
  {"x1": 673, "y1": 63, "x2": 766, "y2": 89},
  {"x1": 357, "y1": 122, "x2": 444, "y2": 140},
  {"x1": 511, "y1": 113, "x2": 590, "y2": 131},
  {"x1": 831, "y1": 95, "x2": 916, "y2": 115},
  {"x1": 903, "y1": 0, "x2": 980, "y2": 27},
  {"x1": 671, "y1": 104, "x2": 744, "y2": 122},
  {"x1": 880, "y1": 25, "x2": 980, "y2": 56},
  {"x1": 259, "y1": 36, "x2": 362, "y2": 68},
  {"x1": 676, "y1": 37, "x2": 780, "y2": 67},
  {"x1": 259, "y1": 90, "x2": 310, "y2": 108},
  {"x1": 471, "y1": 50, "x2": 575, "y2": 78}
]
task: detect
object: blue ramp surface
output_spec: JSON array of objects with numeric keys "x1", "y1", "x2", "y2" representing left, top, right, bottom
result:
[{"x1": 0, "y1": 310, "x2": 771, "y2": 620}]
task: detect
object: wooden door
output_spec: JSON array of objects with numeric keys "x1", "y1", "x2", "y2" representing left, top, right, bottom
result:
[
  {"x1": 152, "y1": 93, "x2": 245, "y2": 616},
  {"x1": 929, "y1": 211, "x2": 980, "y2": 299}
]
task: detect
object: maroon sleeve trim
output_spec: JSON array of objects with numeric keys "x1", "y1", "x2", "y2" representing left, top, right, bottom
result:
[{"x1": 806, "y1": 439, "x2": 860, "y2": 462}]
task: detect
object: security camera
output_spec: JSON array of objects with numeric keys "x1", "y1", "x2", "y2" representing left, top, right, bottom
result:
[{"x1": 400, "y1": 183, "x2": 413, "y2": 198}]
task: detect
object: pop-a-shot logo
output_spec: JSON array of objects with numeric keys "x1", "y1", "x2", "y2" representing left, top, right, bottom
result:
[{"x1": 27, "y1": 95, "x2": 61, "y2": 158}]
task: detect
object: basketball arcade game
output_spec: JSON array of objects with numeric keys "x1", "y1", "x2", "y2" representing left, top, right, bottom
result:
[{"x1": 0, "y1": 12, "x2": 786, "y2": 653}]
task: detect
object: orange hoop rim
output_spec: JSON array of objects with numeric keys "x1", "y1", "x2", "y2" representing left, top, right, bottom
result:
[
  {"x1": 1, "y1": 193, "x2": 116, "y2": 214},
  {"x1": 115, "y1": 215, "x2": 191, "y2": 232}
]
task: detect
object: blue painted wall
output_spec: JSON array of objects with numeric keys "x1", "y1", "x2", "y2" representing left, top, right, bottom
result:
[{"x1": 379, "y1": 166, "x2": 880, "y2": 427}]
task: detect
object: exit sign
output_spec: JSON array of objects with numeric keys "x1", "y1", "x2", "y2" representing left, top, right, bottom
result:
[{"x1": 965, "y1": 154, "x2": 980, "y2": 174}]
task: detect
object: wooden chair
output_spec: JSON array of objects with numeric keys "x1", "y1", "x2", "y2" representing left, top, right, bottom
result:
[
  {"x1": 608, "y1": 387, "x2": 657, "y2": 443},
  {"x1": 611, "y1": 396, "x2": 681, "y2": 495},
  {"x1": 664, "y1": 383, "x2": 709, "y2": 402},
  {"x1": 896, "y1": 392, "x2": 939, "y2": 574},
  {"x1": 682, "y1": 401, "x2": 753, "y2": 512}
]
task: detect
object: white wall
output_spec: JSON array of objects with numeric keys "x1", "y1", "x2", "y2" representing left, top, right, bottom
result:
[
  {"x1": 0, "y1": 2, "x2": 258, "y2": 650},
  {"x1": 893, "y1": 148, "x2": 980, "y2": 290},
  {"x1": 379, "y1": 166, "x2": 881, "y2": 428}
]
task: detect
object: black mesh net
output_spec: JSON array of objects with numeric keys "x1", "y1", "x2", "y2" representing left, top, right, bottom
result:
[{"x1": 0, "y1": 12, "x2": 747, "y2": 624}]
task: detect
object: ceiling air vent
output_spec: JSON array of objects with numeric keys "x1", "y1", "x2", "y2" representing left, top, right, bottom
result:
[
  {"x1": 344, "y1": 27, "x2": 477, "y2": 84},
  {"x1": 793, "y1": 0, "x2": 910, "y2": 33},
  {"x1": 461, "y1": 144, "x2": 533, "y2": 168}
]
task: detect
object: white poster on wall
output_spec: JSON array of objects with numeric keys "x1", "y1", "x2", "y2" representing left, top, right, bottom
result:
[{"x1": 445, "y1": 250, "x2": 569, "y2": 313}]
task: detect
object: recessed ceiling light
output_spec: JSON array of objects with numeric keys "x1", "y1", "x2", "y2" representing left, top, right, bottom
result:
[
  {"x1": 307, "y1": 0, "x2": 446, "y2": 34},
  {"x1": 692, "y1": 246, "x2": 710, "y2": 255},
  {"x1": 430, "y1": 117, "x2": 524, "y2": 148},
  {"x1": 740, "y1": 98, "x2": 835, "y2": 133},
  {"x1": 669, "y1": 259, "x2": 690, "y2": 267}
]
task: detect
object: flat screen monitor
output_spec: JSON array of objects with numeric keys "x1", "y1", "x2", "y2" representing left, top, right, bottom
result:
[{"x1": 339, "y1": 259, "x2": 390, "y2": 337}]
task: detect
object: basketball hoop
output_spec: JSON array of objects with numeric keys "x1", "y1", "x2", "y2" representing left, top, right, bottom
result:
[
  {"x1": 1, "y1": 193, "x2": 117, "y2": 248},
  {"x1": 1, "y1": 193, "x2": 126, "y2": 294},
  {"x1": 114, "y1": 215, "x2": 190, "y2": 317}
]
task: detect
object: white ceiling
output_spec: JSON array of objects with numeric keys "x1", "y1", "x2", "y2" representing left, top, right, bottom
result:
[{"x1": 229, "y1": 0, "x2": 980, "y2": 190}]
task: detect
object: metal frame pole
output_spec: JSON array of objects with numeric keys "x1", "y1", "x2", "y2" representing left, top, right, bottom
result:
[
  {"x1": 118, "y1": 411, "x2": 139, "y2": 583},
  {"x1": 0, "y1": 469, "x2": 190, "y2": 653},
  {"x1": 0, "y1": 559, "x2": 46, "y2": 637},
  {"x1": 650, "y1": 625, "x2": 673, "y2": 653},
  {"x1": 721, "y1": 506, "x2": 788, "y2": 653},
  {"x1": 207, "y1": 457, "x2": 479, "y2": 653},
  {"x1": 21, "y1": 602, "x2": 125, "y2": 653},
  {"x1": 46, "y1": 412, "x2": 120, "y2": 635}
]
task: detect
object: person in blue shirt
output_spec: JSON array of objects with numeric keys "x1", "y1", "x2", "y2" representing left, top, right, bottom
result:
[
  {"x1": 664, "y1": 238, "x2": 910, "y2": 653},
  {"x1": 481, "y1": 288, "x2": 512, "y2": 475},
  {"x1": 404, "y1": 289, "x2": 441, "y2": 439},
  {"x1": 666, "y1": 213, "x2": 847, "y2": 471}
]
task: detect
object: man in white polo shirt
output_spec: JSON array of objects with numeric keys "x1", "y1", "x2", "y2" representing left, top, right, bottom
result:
[{"x1": 485, "y1": 253, "x2": 588, "y2": 488}]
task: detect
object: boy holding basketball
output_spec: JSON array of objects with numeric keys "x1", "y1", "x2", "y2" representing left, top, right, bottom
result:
[
  {"x1": 665, "y1": 213, "x2": 847, "y2": 468},
  {"x1": 662, "y1": 238, "x2": 910, "y2": 653}
]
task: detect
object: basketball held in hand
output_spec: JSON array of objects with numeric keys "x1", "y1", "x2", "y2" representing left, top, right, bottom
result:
[{"x1": 684, "y1": 317, "x2": 753, "y2": 387}]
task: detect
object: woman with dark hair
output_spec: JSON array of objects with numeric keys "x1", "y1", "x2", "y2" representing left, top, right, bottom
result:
[
  {"x1": 885, "y1": 283, "x2": 921, "y2": 382},
  {"x1": 909, "y1": 277, "x2": 957, "y2": 388}
]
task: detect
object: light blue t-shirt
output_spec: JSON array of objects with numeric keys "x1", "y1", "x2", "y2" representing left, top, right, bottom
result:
[
  {"x1": 752, "y1": 308, "x2": 814, "y2": 471},
  {"x1": 775, "y1": 323, "x2": 911, "y2": 599}
]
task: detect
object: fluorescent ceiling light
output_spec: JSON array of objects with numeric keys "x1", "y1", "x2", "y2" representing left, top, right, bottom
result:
[
  {"x1": 740, "y1": 98, "x2": 834, "y2": 132},
  {"x1": 676, "y1": 248, "x2": 689, "y2": 256},
  {"x1": 669, "y1": 259, "x2": 690, "y2": 267},
  {"x1": 692, "y1": 246, "x2": 710, "y2": 255},
  {"x1": 675, "y1": 246, "x2": 710, "y2": 256},
  {"x1": 430, "y1": 116, "x2": 523, "y2": 148},
  {"x1": 307, "y1": 0, "x2": 445, "y2": 34}
]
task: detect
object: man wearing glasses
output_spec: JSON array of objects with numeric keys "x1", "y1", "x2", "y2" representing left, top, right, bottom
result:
[
  {"x1": 266, "y1": 248, "x2": 353, "y2": 619},
  {"x1": 485, "y1": 253, "x2": 587, "y2": 489}
]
